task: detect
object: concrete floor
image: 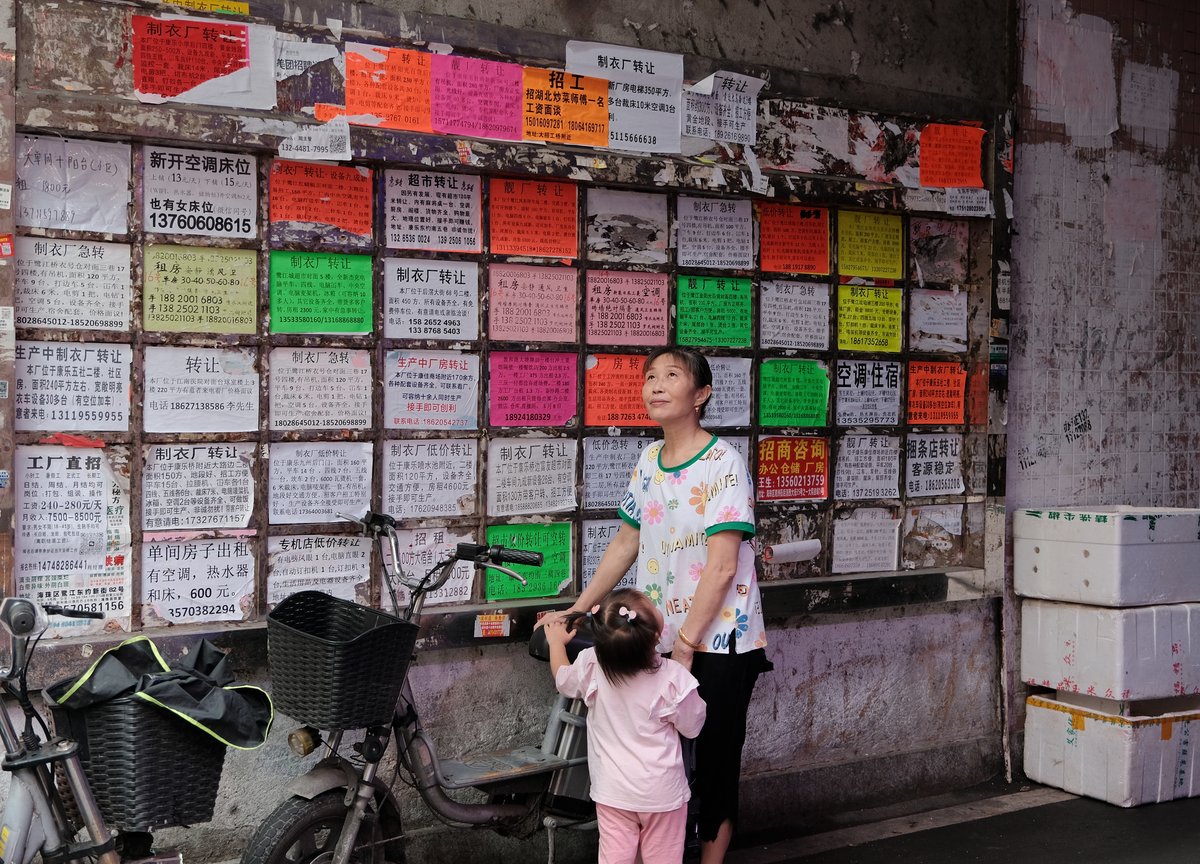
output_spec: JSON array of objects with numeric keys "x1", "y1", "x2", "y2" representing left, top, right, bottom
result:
[{"x1": 728, "y1": 783, "x2": 1199, "y2": 864}]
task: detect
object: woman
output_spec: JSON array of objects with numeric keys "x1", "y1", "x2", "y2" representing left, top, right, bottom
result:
[{"x1": 546, "y1": 346, "x2": 771, "y2": 864}]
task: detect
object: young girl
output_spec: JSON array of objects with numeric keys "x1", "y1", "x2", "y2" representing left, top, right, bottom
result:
[{"x1": 545, "y1": 588, "x2": 707, "y2": 864}]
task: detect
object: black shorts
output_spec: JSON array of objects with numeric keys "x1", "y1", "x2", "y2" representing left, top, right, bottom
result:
[{"x1": 684, "y1": 633, "x2": 773, "y2": 841}]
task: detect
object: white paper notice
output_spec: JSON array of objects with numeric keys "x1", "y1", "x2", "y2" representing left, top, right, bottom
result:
[
  {"x1": 831, "y1": 508, "x2": 901, "y2": 574},
  {"x1": 566, "y1": 41, "x2": 684, "y2": 153},
  {"x1": 385, "y1": 170, "x2": 481, "y2": 252},
  {"x1": 676, "y1": 196, "x2": 754, "y2": 269},
  {"x1": 582, "y1": 519, "x2": 637, "y2": 590},
  {"x1": 835, "y1": 360, "x2": 902, "y2": 426},
  {"x1": 683, "y1": 71, "x2": 765, "y2": 146},
  {"x1": 487, "y1": 437, "x2": 577, "y2": 517},
  {"x1": 583, "y1": 437, "x2": 652, "y2": 509},
  {"x1": 390, "y1": 528, "x2": 476, "y2": 607},
  {"x1": 996, "y1": 260, "x2": 1012, "y2": 311},
  {"x1": 144, "y1": 346, "x2": 257, "y2": 433},
  {"x1": 269, "y1": 348, "x2": 372, "y2": 431},
  {"x1": 724, "y1": 435, "x2": 751, "y2": 467},
  {"x1": 707, "y1": 357, "x2": 752, "y2": 427},
  {"x1": 905, "y1": 433, "x2": 964, "y2": 497},
  {"x1": 833, "y1": 434, "x2": 900, "y2": 500},
  {"x1": 141, "y1": 538, "x2": 255, "y2": 626},
  {"x1": 383, "y1": 438, "x2": 478, "y2": 518},
  {"x1": 137, "y1": 18, "x2": 276, "y2": 111},
  {"x1": 16, "y1": 445, "x2": 126, "y2": 556},
  {"x1": 142, "y1": 443, "x2": 254, "y2": 531},
  {"x1": 383, "y1": 259, "x2": 479, "y2": 340},
  {"x1": 14, "y1": 445, "x2": 131, "y2": 634},
  {"x1": 15, "y1": 341, "x2": 131, "y2": 432},
  {"x1": 383, "y1": 350, "x2": 479, "y2": 430},
  {"x1": 0, "y1": 183, "x2": 10, "y2": 209},
  {"x1": 144, "y1": 145, "x2": 257, "y2": 238},
  {"x1": 275, "y1": 39, "x2": 340, "y2": 80},
  {"x1": 278, "y1": 116, "x2": 352, "y2": 162},
  {"x1": 268, "y1": 441, "x2": 373, "y2": 525},
  {"x1": 760, "y1": 281, "x2": 830, "y2": 350},
  {"x1": 945, "y1": 187, "x2": 993, "y2": 217},
  {"x1": 15, "y1": 135, "x2": 130, "y2": 234},
  {"x1": 15, "y1": 237, "x2": 131, "y2": 331},
  {"x1": 267, "y1": 535, "x2": 371, "y2": 608},
  {"x1": 910, "y1": 289, "x2": 968, "y2": 353}
]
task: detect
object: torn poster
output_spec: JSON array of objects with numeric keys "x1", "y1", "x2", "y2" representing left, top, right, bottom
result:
[
  {"x1": 133, "y1": 15, "x2": 276, "y2": 110},
  {"x1": 684, "y1": 71, "x2": 765, "y2": 146}
]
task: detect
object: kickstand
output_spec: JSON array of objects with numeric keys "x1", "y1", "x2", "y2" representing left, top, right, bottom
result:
[{"x1": 544, "y1": 815, "x2": 559, "y2": 864}]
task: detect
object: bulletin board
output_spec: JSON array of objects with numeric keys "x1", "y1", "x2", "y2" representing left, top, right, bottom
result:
[{"x1": 7, "y1": 15, "x2": 999, "y2": 635}]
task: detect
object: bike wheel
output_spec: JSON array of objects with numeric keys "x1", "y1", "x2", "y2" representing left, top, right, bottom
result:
[{"x1": 239, "y1": 790, "x2": 405, "y2": 864}]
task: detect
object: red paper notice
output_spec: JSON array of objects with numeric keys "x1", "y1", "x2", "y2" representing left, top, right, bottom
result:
[
  {"x1": 919, "y1": 124, "x2": 985, "y2": 189},
  {"x1": 759, "y1": 203, "x2": 830, "y2": 275},
  {"x1": 489, "y1": 178, "x2": 579, "y2": 258},
  {"x1": 270, "y1": 160, "x2": 373, "y2": 239},
  {"x1": 133, "y1": 16, "x2": 249, "y2": 98}
]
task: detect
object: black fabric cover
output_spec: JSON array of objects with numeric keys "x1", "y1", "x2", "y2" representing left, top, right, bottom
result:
[{"x1": 46, "y1": 636, "x2": 272, "y2": 750}]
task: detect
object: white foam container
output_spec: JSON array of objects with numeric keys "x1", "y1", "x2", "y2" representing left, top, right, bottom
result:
[
  {"x1": 1024, "y1": 692, "x2": 1200, "y2": 807},
  {"x1": 1022, "y1": 599, "x2": 1200, "y2": 700},
  {"x1": 1013, "y1": 506, "x2": 1200, "y2": 606}
]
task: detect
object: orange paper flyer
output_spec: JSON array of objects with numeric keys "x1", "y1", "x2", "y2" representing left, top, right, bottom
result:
[
  {"x1": 522, "y1": 67, "x2": 609, "y2": 147},
  {"x1": 907, "y1": 360, "x2": 966, "y2": 424},
  {"x1": 584, "y1": 354, "x2": 653, "y2": 427},
  {"x1": 344, "y1": 43, "x2": 432, "y2": 132}
]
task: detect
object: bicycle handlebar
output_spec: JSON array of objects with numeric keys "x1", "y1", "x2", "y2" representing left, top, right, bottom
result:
[
  {"x1": 340, "y1": 513, "x2": 543, "y2": 617},
  {"x1": 454, "y1": 543, "x2": 544, "y2": 567}
]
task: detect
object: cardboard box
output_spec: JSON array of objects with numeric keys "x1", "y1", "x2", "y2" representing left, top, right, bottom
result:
[
  {"x1": 1013, "y1": 507, "x2": 1200, "y2": 606},
  {"x1": 1022, "y1": 599, "x2": 1200, "y2": 700},
  {"x1": 1024, "y1": 693, "x2": 1200, "y2": 807}
]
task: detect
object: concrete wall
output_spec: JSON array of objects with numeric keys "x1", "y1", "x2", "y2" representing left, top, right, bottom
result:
[
  {"x1": 1007, "y1": 0, "x2": 1200, "y2": 758},
  {"x1": 0, "y1": 0, "x2": 1016, "y2": 860},
  {"x1": 147, "y1": 600, "x2": 1001, "y2": 861}
]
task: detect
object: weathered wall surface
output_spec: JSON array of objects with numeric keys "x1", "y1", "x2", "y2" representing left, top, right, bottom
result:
[
  {"x1": 1008, "y1": 0, "x2": 1200, "y2": 759},
  {"x1": 143, "y1": 601, "x2": 1000, "y2": 861},
  {"x1": 358, "y1": 0, "x2": 1013, "y2": 116},
  {"x1": 2, "y1": 0, "x2": 1015, "y2": 860}
]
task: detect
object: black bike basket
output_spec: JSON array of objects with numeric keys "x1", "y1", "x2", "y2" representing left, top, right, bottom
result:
[
  {"x1": 47, "y1": 695, "x2": 226, "y2": 831},
  {"x1": 267, "y1": 590, "x2": 418, "y2": 729}
]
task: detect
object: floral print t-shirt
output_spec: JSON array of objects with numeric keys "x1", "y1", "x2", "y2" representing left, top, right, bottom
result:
[{"x1": 618, "y1": 436, "x2": 766, "y2": 655}]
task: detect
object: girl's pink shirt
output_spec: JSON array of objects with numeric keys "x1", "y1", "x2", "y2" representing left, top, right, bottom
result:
[{"x1": 555, "y1": 647, "x2": 706, "y2": 812}]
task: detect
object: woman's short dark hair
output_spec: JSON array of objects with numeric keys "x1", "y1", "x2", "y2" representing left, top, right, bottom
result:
[
  {"x1": 642, "y1": 346, "x2": 713, "y2": 419},
  {"x1": 566, "y1": 588, "x2": 659, "y2": 685}
]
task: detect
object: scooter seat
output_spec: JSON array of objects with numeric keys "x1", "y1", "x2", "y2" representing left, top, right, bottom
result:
[{"x1": 528, "y1": 620, "x2": 595, "y2": 663}]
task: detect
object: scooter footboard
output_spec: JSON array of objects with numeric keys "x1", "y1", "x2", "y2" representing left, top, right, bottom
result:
[{"x1": 544, "y1": 697, "x2": 592, "y2": 818}]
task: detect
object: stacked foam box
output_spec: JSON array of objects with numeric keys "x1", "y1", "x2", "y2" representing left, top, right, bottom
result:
[{"x1": 1014, "y1": 506, "x2": 1200, "y2": 807}]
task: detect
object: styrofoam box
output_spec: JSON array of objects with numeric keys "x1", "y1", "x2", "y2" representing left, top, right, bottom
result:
[
  {"x1": 1022, "y1": 599, "x2": 1200, "y2": 700},
  {"x1": 1013, "y1": 506, "x2": 1200, "y2": 606},
  {"x1": 1024, "y1": 693, "x2": 1200, "y2": 807}
]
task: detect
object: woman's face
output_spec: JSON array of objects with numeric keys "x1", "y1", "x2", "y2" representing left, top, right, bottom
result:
[{"x1": 642, "y1": 353, "x2": 711, "y2": 425}]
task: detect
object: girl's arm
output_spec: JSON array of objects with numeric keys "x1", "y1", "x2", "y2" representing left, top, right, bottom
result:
[
  {"x1": 545, "y1": 617, "x2": 577, "y2": 680},
  {"x1": 671, "y1": 530, "x2": 741, "y2": 670},
  {"x1": 536, "y1": 521, "x2": 639, "y2": 630}
]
